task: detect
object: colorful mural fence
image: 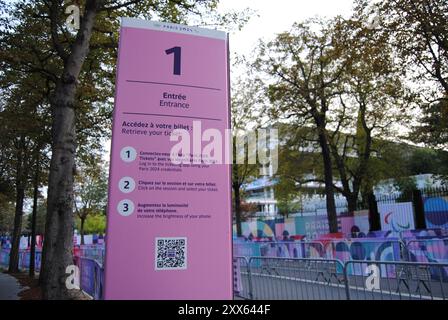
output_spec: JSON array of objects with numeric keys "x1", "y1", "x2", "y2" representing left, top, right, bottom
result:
[
  {"x1": 404, "y1": 238, "x2": 448, "y2": 278},
  {"x1": 0, "y1": 249, "x2": 42, "y2": 270},
  {"x1": 240, "y1": 200, "x2": 448, "y2": 241},
  {"x1": 424, "y1": 196, "x2": 448, "y2": 230},
  {"x1": 330, "y1": 239, "x2": 402, "y2": 277},
  {"x1": 241, "y1": 216, "x2": 332, "y2": 240},
  {"x1": 240, "y1": 194, "x2": 448, "y2": 241},
  {"x1": 234, "y1": 241, "x2": 324, "y2": 259},
  {"x1": 405, "y1": 238, "x2": 448, "y2": 263},
  {"x1": 234, "y1": 239, "x2": 402, "y2": 262}
]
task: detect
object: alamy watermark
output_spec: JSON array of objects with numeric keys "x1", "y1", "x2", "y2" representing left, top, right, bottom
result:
[
  {"x1": 168, "y1": 122, "x2": 278, "y2": 176},
  {"x1": 65, "y1": 1, "x2": 80, "y2": 30},
  {"x1": 65, "y1": 264, "x2": 80, "y2": 290},
  {"x1": 365, "y1": 264, "x2": 381, "y2": 291}
]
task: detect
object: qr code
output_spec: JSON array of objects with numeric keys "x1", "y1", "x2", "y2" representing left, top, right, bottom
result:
[{"x1": 155, "y1": 237, "x2": 187, "y2": 270}]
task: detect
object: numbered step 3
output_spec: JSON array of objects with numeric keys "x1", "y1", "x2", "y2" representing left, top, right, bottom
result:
[{"x1": 117, "y1": 199, "x2": 135, "y2": 217}]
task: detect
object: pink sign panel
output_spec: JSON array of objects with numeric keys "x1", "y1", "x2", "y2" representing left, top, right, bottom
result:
[{"x1": 104, "y1": 18, "x2": 232, "y2": 299}]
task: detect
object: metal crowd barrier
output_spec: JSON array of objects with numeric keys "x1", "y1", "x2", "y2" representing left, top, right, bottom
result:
[
  {"x1": 74, "y1": 256, "x2": 104, "y2": 300},
  {"x1": 233, "y1": 257, "x2": 252, "y2": 300},
  {"x1": 233, "y1": 256, "x2": 448, "y2": 300},
  {"x1": 78, "y1": 245, "x2": 105, "y2": 265},
  {"x1": 234, "y1": 256, "x2": 346, "y2": 300},
  {"x1": 344, "y1": 260, "x2": 448, "y2": 300}
]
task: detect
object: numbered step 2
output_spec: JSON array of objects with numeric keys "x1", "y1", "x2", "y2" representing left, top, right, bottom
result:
[
  {"x1": 118, "y1": 176, "x2": 136, "y2": 193},
  {"x1": 117, "y1": 199, "x2": 135, "y2": 217}
]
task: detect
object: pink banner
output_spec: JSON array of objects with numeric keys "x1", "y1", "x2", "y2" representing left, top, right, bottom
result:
[{"x1": 104, "y1": 18, "x2": 232, "y2": 299}]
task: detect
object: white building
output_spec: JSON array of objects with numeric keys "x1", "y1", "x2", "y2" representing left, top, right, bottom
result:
[{"x1": 243, "y1": 174, "x2": 443, "y2": 218}]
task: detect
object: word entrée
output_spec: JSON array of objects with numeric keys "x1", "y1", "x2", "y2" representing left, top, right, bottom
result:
[{"x1": 160, "y1": 91, "x2": 190, "y2": 109}]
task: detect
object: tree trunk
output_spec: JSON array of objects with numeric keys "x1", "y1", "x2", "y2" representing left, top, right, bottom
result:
[
  {"x1": 40, "y1": 0, "x2": 100, "y2": 299},
  {"x1": 367, "y1": 192, "x2": 381, "y2": 231},
  {"x1": 233, "y1": 182, "x2": 243, "y2": 237},
  {"x1": 80, "y1": 217, "x2": 85, "y2": 246},
  {"x1": 347, "y1": 194, "x2": 358, "y2": 213},
  {"x1": 329, "y1": 135, "x2": 355, "y2": 214},
  {"x1": 9, "y1": 140, "x2": 25, "y2": 273},
  {"x1": 412, "y1": 189, "x2": 427, "y2": 230},
  {"x1": 9, "y1": 186, "x2": 25, "y2": 273},
  {"x1": 29, "y1": 153, "x2": 39, "y2": 278},
  {"x1": 316, "y1": 120, "x2": 338, "y2": 233}
]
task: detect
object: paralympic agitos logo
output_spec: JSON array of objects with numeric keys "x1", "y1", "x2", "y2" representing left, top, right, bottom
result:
[{"x1": 384, "y1": 211, "x2": 411, "y2": 232}]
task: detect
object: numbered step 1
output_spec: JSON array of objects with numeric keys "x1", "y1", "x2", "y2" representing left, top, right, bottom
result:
[
  {"x1": 117, "y1": 199, "x2": 135, "y2": 217},
  {"x1": 120, "y1": 146, "x2": 137, "y2": 163},
  {"x1": 118, "y1": 176, "x2": 136, "y2": 193}
]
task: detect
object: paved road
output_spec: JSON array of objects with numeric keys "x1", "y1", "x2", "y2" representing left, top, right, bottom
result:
[
  {"x1": 236, "y1": 267, "x2": 448, "y2": 300},
  {"x1": 0, "y1": 272, "x2": 23, "y2": 300}
]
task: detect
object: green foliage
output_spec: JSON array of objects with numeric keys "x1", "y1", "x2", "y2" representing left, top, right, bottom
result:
[
  {"x1": 74, "y1": 157, "x2": 108, "y2": 222},
  {"x1": 253, "y1": 11, "x2": 417, "y2": 214},
  {"x1": 357, "y1": 0, "x2": 448, "y2": 150},
  {"x1": 231, "y1": 70, "x2": 265, "y2": 178},
  {"x1": 394, "y1": 176, "x2": 417, "y2": 200},
  {"x1": 0, "y1": 194, "x2": 15, "y2": 234},
  {"x1": 373, "y1": 0, "x2": 448, "y2": 96},
  {"x1": 412, "y1": 98, "x2": 448, "y2": 149},
  {"x1": 0, "y1": 0, "x2": 250, "y2": 162},
  {"x1": 75, "y1": 214, "x2": 106, "y2": 235},
  {"x1": 407, "y1": 148, "x2": 439, "y2": 175},
  {"x1": 275, "y1": 178, "x2": 302, "y2": 217},
  {"x1": 255, "y1": 18, "x2": 347, "y2": 126},
  {"x1": 276, "y1": 199, "x2": 301, "y2": 218},
  {"x1": 26, "y1": 200, "x2": 47, "y2": 235},
  {"x1": 274, "y1": 124, "x2": 324, "y2": 190},
  {"x1": 232, "y1": 201, "x2": 258, "y2": 222}
]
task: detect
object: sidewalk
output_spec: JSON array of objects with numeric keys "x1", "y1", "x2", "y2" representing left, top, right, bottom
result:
[{"x1": 0, "y1": 271, "x2": 24, "y2": 300}]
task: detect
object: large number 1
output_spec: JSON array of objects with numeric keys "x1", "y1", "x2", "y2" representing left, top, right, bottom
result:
[{"x1": 165, "y1": 46, "x2": 181, "y2": 75}]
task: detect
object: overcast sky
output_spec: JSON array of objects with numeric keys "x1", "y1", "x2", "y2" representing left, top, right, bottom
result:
[{"x1": 218, "y1": 0, "x2": 355, "y2": 60}]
